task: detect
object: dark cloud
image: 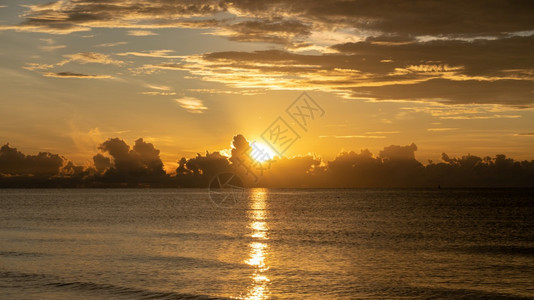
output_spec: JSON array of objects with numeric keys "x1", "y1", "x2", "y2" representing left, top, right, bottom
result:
[
  {"x1": 43, "y1": 72, "x2": 112, "y2": 79},
  {"x1": 1, "y1": 0, "x2": 225, "y2": 34},
  {"x1": 1, "y1": 136, "x2": 533, "y2": 187},
  {"x1": 379, "y1": 143, "x2": 418, "y2": 161},
  {"x1": 96, "y1": 138, "x2": 166, "y2": 181},
  {"x1": 350, "y1": 78, "x2": 534, "y2": 105},
  {"x1": 4, "y1": 0, "x2": 532, "y2": 40},
  {"x1": 225, "y1": 19, "x2": 311, "y2": 45},
  {"x1": 0, "y1": 143, "x2": 65, "y2": 176},
  {"x1": 332, "y1": 35, "x2": 534, "y2": 77},
  {"x1": 185, "y1": 151, "x2": 230, "y2": 176},
  {"x1": 227, "y1": 0, "x2": 534, "y2": 37},
  {"x1": 181, "y1": 41, "x2": 534, "y2": 105},
  {"x1": 5, "y1": 0, "x2": 533, "y2": 106}
]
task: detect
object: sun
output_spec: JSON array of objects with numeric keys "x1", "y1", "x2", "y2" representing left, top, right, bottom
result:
[{"x1": 249, "y1": 142, "x2": 276, "y2": 163}]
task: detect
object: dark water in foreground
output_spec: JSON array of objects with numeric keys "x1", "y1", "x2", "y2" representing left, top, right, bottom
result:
[{"x1": 0, "y1": 189, "x2": 533, "y2": 299}]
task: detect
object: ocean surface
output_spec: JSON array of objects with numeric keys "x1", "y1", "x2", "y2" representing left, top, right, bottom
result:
[{"x1": 0, "y1": 188, "x2": 533, "y2": 299}]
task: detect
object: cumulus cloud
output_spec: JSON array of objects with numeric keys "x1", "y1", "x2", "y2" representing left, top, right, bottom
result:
[
  {"x1": 96, "y1": 138, "x2": 165, "y2": 180},
  {"x1": 0, "y1": 143, "x2": 65, "y2": 176},
  {"x1": 379, "y1": 143, "x2": 418, "y2": 161},
  {"x1": 175, "y1": 97, "x2": 208, "y2": 113}
]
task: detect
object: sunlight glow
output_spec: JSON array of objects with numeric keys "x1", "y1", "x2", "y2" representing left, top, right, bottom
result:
[{"x1": 249, "y1": 142, "x2": 276, "y2": 163}]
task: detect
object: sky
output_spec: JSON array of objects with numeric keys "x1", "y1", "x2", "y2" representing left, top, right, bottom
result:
[{"x1": 1, "y1": 0, "x2": 533, "y2": 172}]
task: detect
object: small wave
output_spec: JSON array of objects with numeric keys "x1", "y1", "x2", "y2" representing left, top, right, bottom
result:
[
  {"x1": 159, "y1": 232, "x2": 239, "y2": 241},
  {"x1": 463, "y1": 245, "x2": 534, "y2": 257},
  {"x1": 0, "y1": 271, "x2": 228, "y2": 299},
  {"x1": 0, "y1": 251, "x2": 47, "y2": 257}
]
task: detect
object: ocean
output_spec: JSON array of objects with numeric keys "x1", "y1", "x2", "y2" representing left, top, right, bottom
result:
[{"x1": 0, "y1": 188, "x2": 533, "y2": 299}]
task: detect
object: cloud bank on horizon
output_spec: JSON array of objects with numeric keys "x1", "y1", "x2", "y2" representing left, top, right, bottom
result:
[{"x1": 1, "y1": 135, "x2": 533, "y2": 188}]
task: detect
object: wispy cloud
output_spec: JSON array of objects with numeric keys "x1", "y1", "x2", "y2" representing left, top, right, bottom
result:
[
  {"x1": 23, "y1": 63, "x2": 54, "y2": 71},
  {"x1": 141, "y1": 91, "x2": 176, "y2": 96},
  {"x1": 175, "y1": 97, "x2": 207, "y2": 113},
  {"x1": 319, "y1": 135, "x2": 386, "y2": 139},
  {"x1": 58, "y1": 52, "x2": 124, "y2": 66},
  {"x1": 427, "y1": 128, "x2": 459, "y2": 132},
  {"x1": 40, "y1": 45, "x2": 67, "y2": 51},
  {"x1": 95, "y1": 41, "x2": 128, "y2": 47},
  {"x1": 44, "y1": 72, "x2": 112, "y2": 79},
  {"x1": 128, "y1": 30, "x2": 158, "y2": 36},
  {"x1": 38, "y1": 38, "x2": 66, "y2": 52},
  {"x1": 116, "y1": 50, "x2": 182, "y2": 58}
]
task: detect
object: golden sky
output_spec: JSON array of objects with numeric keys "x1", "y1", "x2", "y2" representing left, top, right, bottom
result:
[{"x1": 1, "y1": 0, "x2": 533, "y2": 172}]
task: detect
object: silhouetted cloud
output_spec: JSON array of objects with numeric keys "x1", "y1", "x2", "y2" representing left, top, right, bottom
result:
[
  {"x1": 94, "y1": 138, "x2": 166, "y2": 184},
  {"x1": 0, "y1": 143, "x2": 65, "y2": 176},
  {"x1": 379, "y1": 143, "x2": 418, "y2": 161},
  {"x1": 1, "y1": 135, "x2": 533, "y2": 188},
  {"x1": 92, "y1": 153, "x2": 111, "y2": 174}
]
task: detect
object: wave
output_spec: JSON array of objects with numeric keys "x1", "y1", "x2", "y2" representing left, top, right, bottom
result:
[
  {"x1": 0, "y1": 270, "x2": 229, "y2": 299},
  {"x1": 0, "y1": 251, "x2": 47, "y2": 257}
]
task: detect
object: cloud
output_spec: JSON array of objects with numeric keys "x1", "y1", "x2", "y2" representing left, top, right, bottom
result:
[
  {"x1": 141, "y1": 91, "x2": 176, "y2": 96},
  {"x1": 175, "y1": 97, "x2": 208, "y2": 113},
  {"x1": 145, "y1": 84, "x2": 171, "y2": 91},
  {"x1": 116, "y1": 50, "x2": 182, "y2": 58},
  {"x1": 43, "y1": 72, "x2": 112, "y2": 79},
  {"x1": 40, "y1": 45, "x2": 67, "y2": 51},
  {"x1": 214, "y1": 19, "x2": 311, "y2": 45},
  {"x1": 95, "y1": 41, "x2": 128, "y2": 47},
  {"x1": 3, "y1": 0, "x2": 534, "y2": 109},
  {"x1": 38, "y1": 37, "x2": 66, "y2": 51},
  {"x1": 128, "y1": 30, "x2": 158, "y2": 36},
  {"x1": 0, "y1": 0, "x2": 224, "y2": 34},
  {"x1": 1, "y1": 135, "x2": 533, "y2": 187},
  {"x1": 400, "y1": 102, "x2": 532, "y2": 120},
  {"x1": 379, "y1": 143, "x2": 418, "y2": 161},
  {"x1": 58, "y1": 52, "x2": 124, "y2": 66},
  {"x1": 141, "y1": 83, "x2": 176, "y2": 95},
  {"x1": 4, "y1": 0, "x2": 532, "y2": 45},
  {"x1": 427, "y1": 128, "x2": 459, "y2": 132},
  {"x1": 174, "y1": 35, "x2": 534, "y2": 106},
  {"x1": 96, "y1": 138, "x2": 165, "y2": 179},
  {"x1": 0, "y1": 143, "x2": 65, "y2": 176},
  {"x1": 319, "y1": 135, "x2": 386, "y2": 139},
  {"x1": 23, "y1": 63, "x2": 54, "y2": 71}
]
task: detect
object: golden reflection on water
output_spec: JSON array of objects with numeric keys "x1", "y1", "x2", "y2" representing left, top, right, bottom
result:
[{"x1": 245, "y1": 188, "x2": 270, "y2": 300}]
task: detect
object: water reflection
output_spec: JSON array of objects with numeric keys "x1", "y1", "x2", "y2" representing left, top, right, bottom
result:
[{"x1": 245, "y1": 188, "x2": 270, "y2": 300}]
